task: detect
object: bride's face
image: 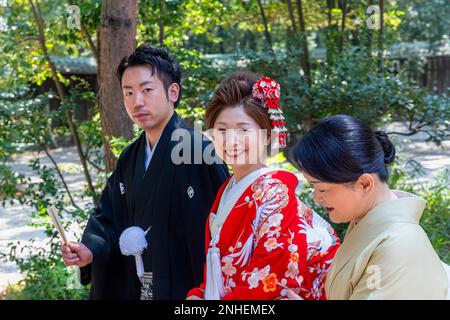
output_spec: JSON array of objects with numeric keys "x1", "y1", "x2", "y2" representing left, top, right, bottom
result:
[{"x1": 209, "y1": 105, "x2": 269, "y2": 169}]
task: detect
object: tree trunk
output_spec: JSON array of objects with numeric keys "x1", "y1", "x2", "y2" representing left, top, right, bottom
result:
[
  {"x1": 98, "y1": 0, "x2": 137, "y2": 173},
  {"x1": 159, "y1": 0, "x2": 165, "y2": 47},
  {"x1": 295, "y1": 0, "x2": 311, "y2": 85},
  {"x1": 338, "y1": 0, "x2": 348, "y2": 52},
  {"x1": 326, "y1": 0, "x2": 333, "y2": 64},
  {"x1": 256, "y1": 0, "x2": 273, "y2": 50},
  {"x1": 378, "y1": 0, "x2": 384, "y2": 74},
  {"x1": 285, "y1": 0, "x2": 297, "y2": 34}
]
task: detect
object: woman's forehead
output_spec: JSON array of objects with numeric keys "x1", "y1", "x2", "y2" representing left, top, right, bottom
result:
[{"x1": 215, "y1": 106, "x2": 259, "y2": 126}]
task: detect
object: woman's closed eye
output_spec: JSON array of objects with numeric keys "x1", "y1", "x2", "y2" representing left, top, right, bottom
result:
[{"x1": 312, "y1": 185, "x2": 327, "y2": 193}]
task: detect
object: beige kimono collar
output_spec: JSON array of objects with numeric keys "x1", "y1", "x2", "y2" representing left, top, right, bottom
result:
[
  {"x1": 347, "y1": 190, "x2": 426, "y2": 235},
  {"x1": 326, "y1": 190, "x2": 427, "y2": 294}
]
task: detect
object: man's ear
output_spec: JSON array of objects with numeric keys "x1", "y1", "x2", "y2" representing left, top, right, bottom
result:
[
  {"x1": 167, "y1": 83, "x2": 180, "y2": 104},
  {"x1": 356, "y1": 173, "x2": 375, "y2": 193}
]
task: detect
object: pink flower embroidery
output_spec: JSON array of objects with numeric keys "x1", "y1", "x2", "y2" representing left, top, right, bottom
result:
[
  {"x1": 264, "y1": 237, "x2": 279, "y2": 252},
  {"x1": 222, "y1": 261, "x2": 237, "y2": 277}
]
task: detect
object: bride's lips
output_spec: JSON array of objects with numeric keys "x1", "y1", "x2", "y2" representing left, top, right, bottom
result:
[
  {"x1": 224, "y1": 149, "x2": 246, "y2": 158},
  {"x1": 325, "y1": 207, "x2": 334, "y2": 214}
]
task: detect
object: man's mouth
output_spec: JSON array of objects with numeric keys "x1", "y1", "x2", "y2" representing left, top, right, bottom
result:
[{"x1": 134, "y1": 112, "x2": 149, "y2": 119}]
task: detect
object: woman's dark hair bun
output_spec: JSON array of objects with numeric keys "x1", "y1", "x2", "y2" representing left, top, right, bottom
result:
[
  {"x1": 375, "y1": 131, "x2": 396, "y2": 164},
  {"x1": 292, "y1": 115, "x2": 396, "y2": 183}
]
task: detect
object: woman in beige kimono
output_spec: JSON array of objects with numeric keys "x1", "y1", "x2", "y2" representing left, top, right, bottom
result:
[{"x1": 288, "y1": 114, "x2": 449, "y2": 300}]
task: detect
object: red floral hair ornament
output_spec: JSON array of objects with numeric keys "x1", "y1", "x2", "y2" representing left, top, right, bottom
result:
[{"x1": 252, "y1": 76, "x2": 288, "y2": 148}]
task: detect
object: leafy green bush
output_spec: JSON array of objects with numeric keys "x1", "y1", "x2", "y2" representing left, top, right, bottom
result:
[
  {"x1": 1, "y1": 240, "x2": 89, "y2": 300},
  {"x1": 0, "y1": 87, "x2": 98, "y2": 300},
  {"x1": 238, "y1": 48, "x2": 450, "y2": 145},
  {"x1": 389, "y1": 165, "x2": 449, "y2": 263}
]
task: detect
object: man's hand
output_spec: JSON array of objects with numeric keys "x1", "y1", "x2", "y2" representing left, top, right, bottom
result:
[{"x1": 61, "y1": 242, "x2": 93, "y2": 267}]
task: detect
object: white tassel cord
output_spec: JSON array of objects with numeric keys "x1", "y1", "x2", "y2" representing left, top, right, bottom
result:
[
  {"x1": 119, "y1": 226, "x2": 151, "y2": 280},
  {"x1": 204, "y1": 236, "x2": 226, "y2": 300}
]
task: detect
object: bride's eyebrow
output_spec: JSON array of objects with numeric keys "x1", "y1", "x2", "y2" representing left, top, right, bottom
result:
[{"x1": 215, "y1": 122, "x2": 252, "y2": 126}]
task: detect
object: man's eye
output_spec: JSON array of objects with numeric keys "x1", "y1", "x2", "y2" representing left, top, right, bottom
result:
[
  {"x1": 124, "y1": 91, "x2": 133, "y2": 96},
  {"x1": 217, "y1": 128, "x2": 226, "y2": 132},
  {"x1": 143, "y1": 88, "x2": 153, "y2": 93}
]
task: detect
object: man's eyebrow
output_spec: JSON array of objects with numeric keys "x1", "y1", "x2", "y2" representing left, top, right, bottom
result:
[
  {"x1": 139, "y1": 80, "x2": 154, "y2": 86},
  {"x1": 122, "y1": 81, "x2": 154, "y2": 90}
]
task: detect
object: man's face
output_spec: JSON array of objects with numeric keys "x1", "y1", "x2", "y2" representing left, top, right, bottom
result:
[{"x1": 121, "y1": 65, "x2": 179, "y2": 132}]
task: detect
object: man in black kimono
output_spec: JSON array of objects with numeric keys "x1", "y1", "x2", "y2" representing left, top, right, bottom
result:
[{"x1": 61, "y1": 44, "x2": 228, "y2": 300}]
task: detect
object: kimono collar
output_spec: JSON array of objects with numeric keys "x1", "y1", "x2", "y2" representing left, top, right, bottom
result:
[
  {"x1": 348, "y1": 190, "x2": 426, "y2": 234},
  {"x1": 144, "y1": 132, "x2": 161, "y2": 171},
  {"x1": 210, "y1": 167, "x2": 276, "y2": 243},
  {"x1": 326, "y1": 190, "x2": 426, "y2": 295}
]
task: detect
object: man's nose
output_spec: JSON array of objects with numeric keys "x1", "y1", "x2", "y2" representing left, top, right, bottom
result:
[{"x1": 133, "y1": 92, "x2": 144, "y2": 108}]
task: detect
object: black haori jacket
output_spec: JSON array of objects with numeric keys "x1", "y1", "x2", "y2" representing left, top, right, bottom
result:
[{"x1": 80, "y1": 112, "x2": 229, "y2": 299}]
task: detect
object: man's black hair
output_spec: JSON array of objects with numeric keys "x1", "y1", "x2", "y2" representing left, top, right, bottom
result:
[{"x1": 117, "y1": 44, "x2": 183, "y2": 107}]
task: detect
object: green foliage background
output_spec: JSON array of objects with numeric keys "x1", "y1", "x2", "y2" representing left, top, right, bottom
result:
[{"x1": 0, "y1": 0, "x2": 448, "y2": 299}]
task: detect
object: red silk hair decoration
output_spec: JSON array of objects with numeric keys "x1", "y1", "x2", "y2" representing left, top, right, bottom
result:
[{"x1": 252, "y1": 76, "x2": 288, "y2": 148}]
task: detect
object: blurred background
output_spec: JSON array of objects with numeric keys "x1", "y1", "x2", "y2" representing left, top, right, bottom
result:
[{"x1": 0, "y1": 0, "x2": 448, "y2": 299}]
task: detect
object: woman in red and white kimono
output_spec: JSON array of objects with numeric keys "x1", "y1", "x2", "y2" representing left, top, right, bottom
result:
[{"x1": 187, "y1": 72, "x2": 340, "y2": 300}]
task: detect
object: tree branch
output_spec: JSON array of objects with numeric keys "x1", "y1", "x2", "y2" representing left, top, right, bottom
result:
[
  {"x1": 285, "y1": 0, "x2": 298, "y2": 34},
  {"x1": 41, "y1": 144, "x2": 81, "y2": 210},
  {"x1": 65, "y1": 0, "x2": 98, "y2": 60},
  {"x1": 256, "y1": 0, "x2": 273, "y2": 50},
  {"x1": 338, "y1": 0, "x2": 348, "y2": 52},
  {"x1": 29, "y1": 0, "x2": 96, "y2": 203},
  {"x1": 295, "y1": 0, "x2": 311, "y2": 85}
]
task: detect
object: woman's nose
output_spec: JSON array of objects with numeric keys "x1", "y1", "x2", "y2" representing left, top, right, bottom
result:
[
  {"x1": 225, "y1": 129, "x2": 239, "y2": 142},
  {"x1": 313, "y1": 190, "x2": 322, "y2": 204}
]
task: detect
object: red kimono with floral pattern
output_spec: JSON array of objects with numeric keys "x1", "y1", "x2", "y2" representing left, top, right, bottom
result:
[{"x1": 187, "y1": 169, "x2": 340, "y2": 300}]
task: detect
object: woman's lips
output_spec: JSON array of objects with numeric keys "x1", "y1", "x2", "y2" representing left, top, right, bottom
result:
[
  {"x1": 325, "y1": 207, "x2": 334, "y2": 214},
  {"x1": 224, "y1": 149, "x2": 245, "y2": 159}
]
